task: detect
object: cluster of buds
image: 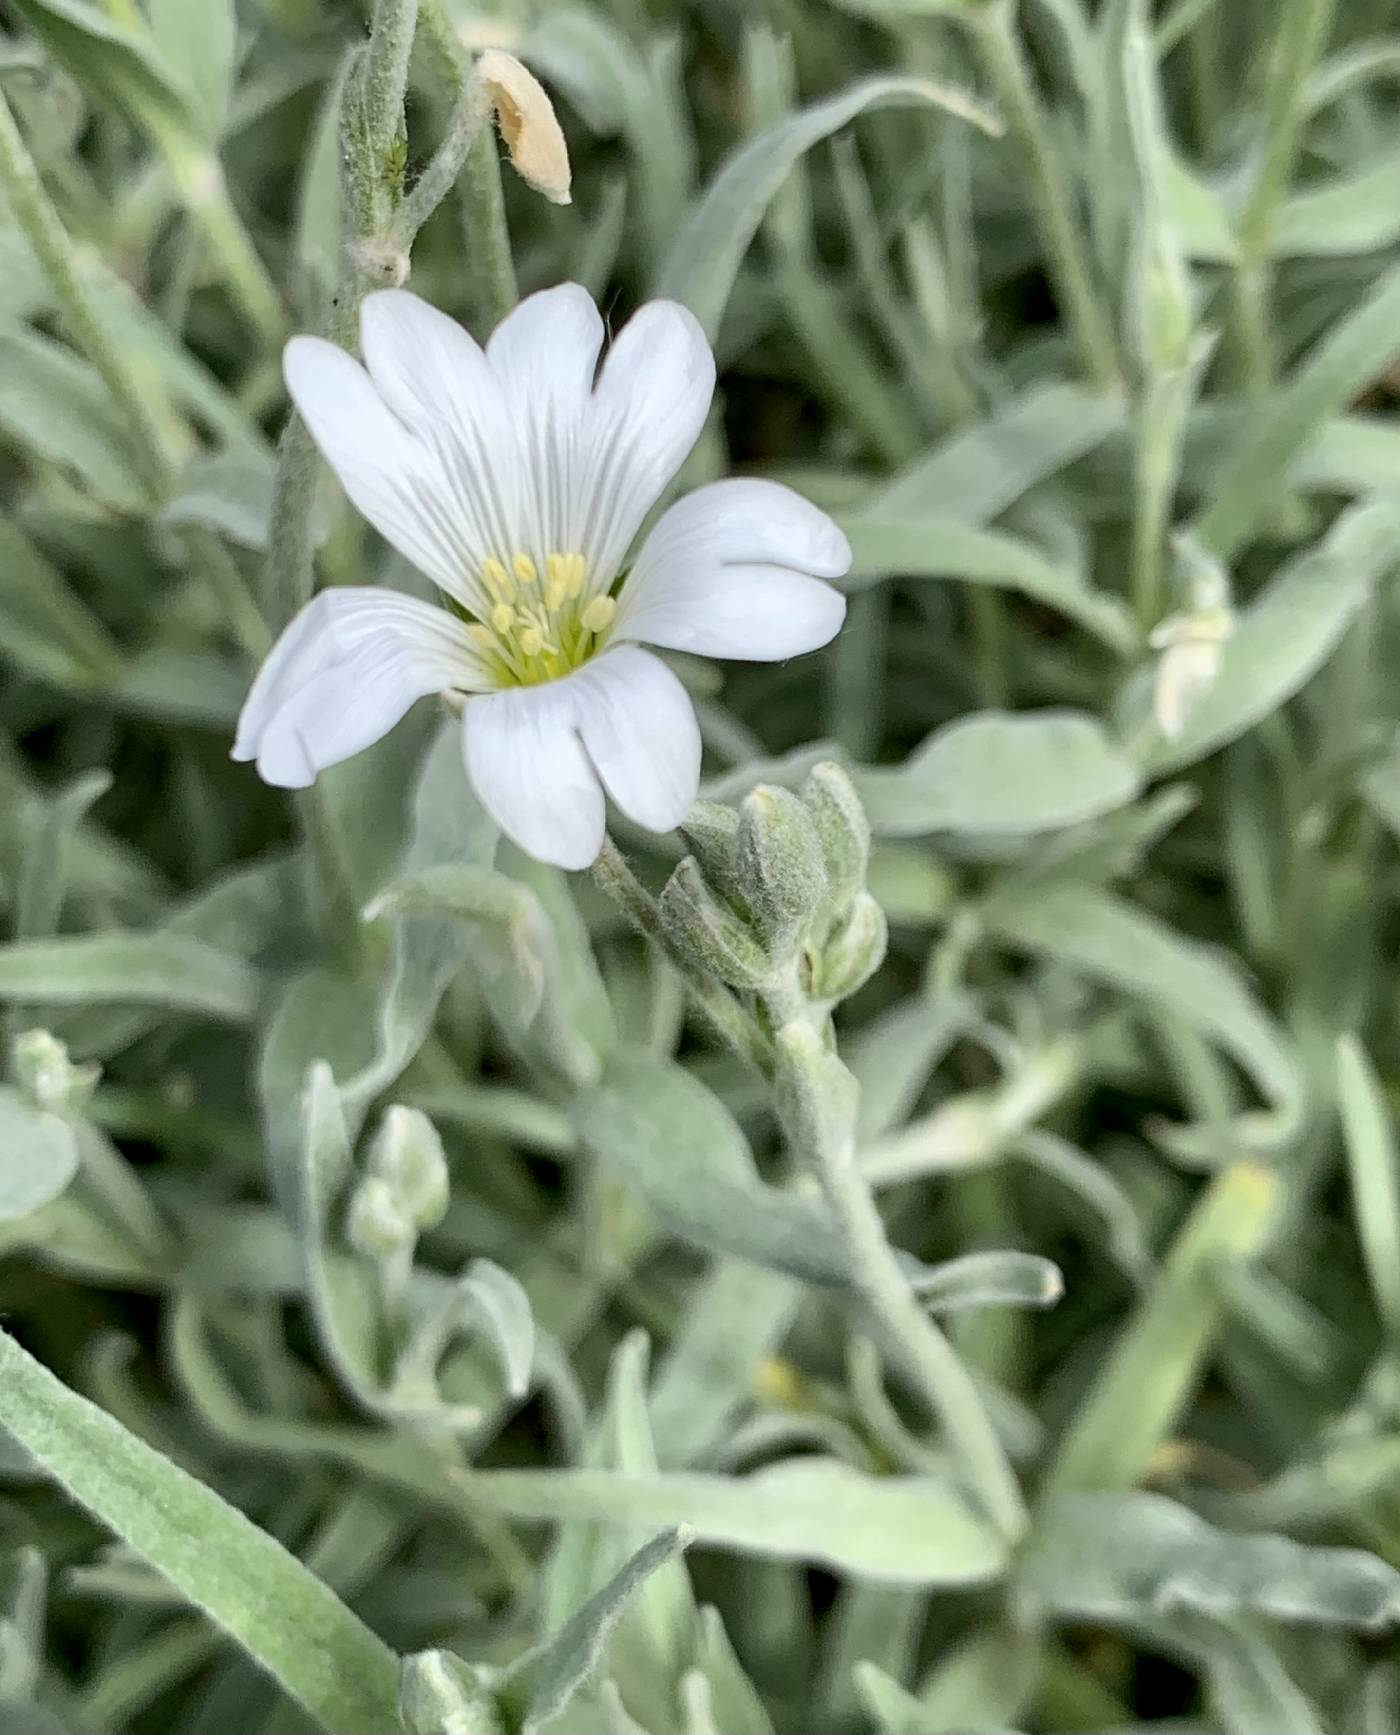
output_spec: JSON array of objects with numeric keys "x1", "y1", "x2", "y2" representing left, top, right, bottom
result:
[
  {"x1": 10, "y1": 1029, "x2": 99, "y2": 1119},
  {"x1": 659, "y1": 762, "x2": 886, "y2": 1016},
  {"x1": 345, "y1": 1105, "x2": 449, "y2": 1272}
]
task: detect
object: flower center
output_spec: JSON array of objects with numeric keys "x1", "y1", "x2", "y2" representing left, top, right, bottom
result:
[{"x1": 465, "y1": 550, "x2": 615, "y2": 686}]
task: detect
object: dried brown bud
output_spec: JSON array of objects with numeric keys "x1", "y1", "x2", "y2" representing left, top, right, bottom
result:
[{"x1": 474, "y1": 49, "x2": 571, "y2": 207}]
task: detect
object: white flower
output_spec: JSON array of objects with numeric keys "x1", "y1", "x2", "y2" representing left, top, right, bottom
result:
[{"x1": 235, "y1": 285, "x2": 850, "y2": 869}]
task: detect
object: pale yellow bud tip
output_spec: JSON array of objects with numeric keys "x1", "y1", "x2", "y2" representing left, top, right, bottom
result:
[{"x1": 474, "y1": 49, "x2": 572, "y2": 207}]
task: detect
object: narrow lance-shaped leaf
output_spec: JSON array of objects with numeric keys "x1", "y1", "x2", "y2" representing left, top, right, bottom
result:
[
  {"x1": 656, "y1": 75, "x2": 999, "y2": 339},
  {"x1": 0, "y1": 1329, "x2": 401, "y2": 1734}
]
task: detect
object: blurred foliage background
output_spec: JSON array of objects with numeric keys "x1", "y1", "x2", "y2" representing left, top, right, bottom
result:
[{"x1": 3, "y1": 0, "x2": 1400, "y2": 1731}]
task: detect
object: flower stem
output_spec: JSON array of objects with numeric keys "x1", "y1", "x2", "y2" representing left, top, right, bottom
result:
[
  {"x1": 775, "y1": 1021, "x2": 1028, "y2": 1542},
  {"x1": 593, "y1": 837, "x2": 774, "y2": 1076},
  {"x1": 967, "y1": 0, "x2": 1119, "y2": 390},
  {"x1": 1228, "y1": 0, "x2": 1336, "y2": 393},
  {"x1": 418, "y1": 0, "x2": 518, "y2": 335}
]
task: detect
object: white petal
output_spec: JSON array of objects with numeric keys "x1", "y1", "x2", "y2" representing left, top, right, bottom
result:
[
  {"x1": 284, "y1": 336, "x2": 483, "y2": 606},
  {"x1": 233, "y1": 588, "x2": 484, "y2": 789},
  {"x1": 570, "y1": 646, "x2": 701, "y2": 834},
  {"x1": 577, "y1": 300, "x2": 715, "y2": 588},
  {"x1": 358, "y1": 291, "x2": 523, "y2": 596},
  {"x1": 487, "y1": 284, "x2": 604, "y2": 561},
  {"x1": 614, "y1": 478, "x2": 850, "y2": 660},
  {"x1": 462, "y1": 682, "x2": 605, "y2": 870}
]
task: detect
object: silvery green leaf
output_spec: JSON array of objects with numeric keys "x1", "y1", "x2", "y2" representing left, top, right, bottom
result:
[
  {"x1": 500, "y1": 1528, "x2": 695, "y2": 1734},
  {"x1": 0, "y1": 1329, "x2": 401, "y2": 1734},
  {"x1": 909, "y1": 1251, "x2": 1063, "y2": 1313},
  {"x1": 456, "y1": 1259, "x2": 535, "y2": 1402},
  {"x1": 852, "y1": 1661, "x2": 934, "y2": 1735},
  {"x1": 869, "y1": 381, "x2": 1124, "y2": 522},
  {"x1": 10, "y1": 0, "x2": 201, "y2": 137},
  {"x1": 160, "y1": 453, "x2": 277, "y2": 551},
  {"x1": 1203, "y1": 1625, "x2": 1325, "y2": 1735},
  {"x1": 856, "y1": 713, "x2": 1141, "y2": 838},
  {"x1": 1022, "y1": 1491, "x2": 1400, "y2": 1630},
  {"x1": 0, "y1": 515, "x2": 123, "y2": 696},
  {"x1": 982, "y1": 882, "x2": 1301, "y2": 1153},
  {"x1": 657, "y1": 75, "x2": 998, "y2": 340},
  {"x1": 1337, "y1": 1035, "x2": 1400, "y2": 1345},
  {"x1": 688, "y1": 1606, "x2": 773, "y2": 1735},
  {"x1": 474, "y1": 1457, "x2": 1009, "y2": 1585},
  {"x1": 0, "y1": 324, "x2": 147, "y2": 511},
  {"x1": 572, "y1": 1050, "x2": 849, "y2": 1285},
  {"x1": 843, "y1": 516, "x2": 1136, "y2": 651},
  {"x1": 0, "y1": 933, "x2": 257, "y2": 1022},
  {"x1": 1192, "y1": 267, "x2": 1400, "y2": 561},
  {"x1": 13, "y1": 770, "x2": 110, "y2": 944},
  {"x1": 1127, "y1": 496, "x2": 1400, "y2": 775},
  {"x1": 148, "y1": 0, "x2": 234, "y2": 137},
  {"x1": 0, "y1": 1085, "x2": 79, "y2": 1222}
]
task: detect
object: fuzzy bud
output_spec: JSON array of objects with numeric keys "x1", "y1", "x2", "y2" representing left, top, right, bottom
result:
[
  {"x1": 802, "y1": 761, "x2": 870, "y2": 922},
  {"x1": 735, "y1": 785, "x2": 828, "y2": 963},
  {"x1": 660, "y1": 857, "x2": 771, "y2": 990},
  {"x1": 475, "y1": 50, "x2": 571, "y2": 206},
  {"x1": 10, "y1": 1030, "x2": 99, "y2": 1118},
  {"x1": 346, "y1": 1174, "x2": 414, "y2": 1262},
  {"x1": 678, "y1": 800, "x2": 746, "y2": 908},
  {"x1": 812, "y1": 891, "x2": 887, "y2": 1003},
  {"x1": 366, "y1": 1105, "x2": 449, "y2": 1233},
  {"x1": 399, "y1": 1650, "x2": 504, "y2": 1735}
]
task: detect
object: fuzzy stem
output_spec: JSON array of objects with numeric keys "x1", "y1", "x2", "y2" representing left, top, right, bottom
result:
[
  {"x1": 776, "y1": 1022, "x2": 1028, "y2": 1541},
  {"x1": 967, "y1": 0, "x2": 1119, "y2": 389},
  {"x1": 1229, "y1": 0, "x2": 1336, "y2": 392},
  {"x1": 593, "y1": 837, "x2": 774, "y2": 1076}
]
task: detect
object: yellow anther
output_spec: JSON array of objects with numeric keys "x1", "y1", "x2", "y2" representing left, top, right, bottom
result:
[
  {"x1": 546, "y1": 552, "x2": 568, "y2": 586},
  {"x1": 545, "y1": 579, "x2": 568, "y2": 612},
  {"x1": 518, "y1": 625, "x2": 544, "y2": 657},
  {"x1": 566, "y1": 553, "x2": 586, "y2": 597},
  {"x1": 491, "y1": 602, "x2": 516, "y2": 633},
  {"x1": 481, "y1": 557, "x2": 513, "y2": 601},
  {"x1": 512, "y1": 553, "x2": 538, "y2": 585},
  {"x1": 467, "y1": 623, "x2": 496, "y2": 651},
  {"x1": 581, "y1": 594, "x2": 616, "y2": 635}
]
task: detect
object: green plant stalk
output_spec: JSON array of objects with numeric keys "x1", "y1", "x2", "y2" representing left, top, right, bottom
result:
[
  {"x1": 1229, "y1": 0, "x2": 1337, "y2": 392},
  {"x1": 1130, "y1": 346, "x2": 1206, "y2": 631},
  {"x1": 418, "y1": 0, "x2": 518, "y2": 334},
  {"x1": 0, "y1": 1329, "x2": 402, "y2": 1735},
  {"x1": 966, "y1": 1, "x2": 1119, "y2": 389},
  {"x1": 593, "y1": 837, "x2": 774, "y2": 1076},
  {"x1": 147, "y1": 116, "x2": 287, "y2": 350},
  {"x1": 775, "y1": 1022, "x2": 1028, "y2": 1542}
]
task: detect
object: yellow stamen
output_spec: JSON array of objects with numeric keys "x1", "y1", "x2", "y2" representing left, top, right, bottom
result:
[
  {"x1": 513, "y1": 553, "x2": 538, "y2": 585},
  {"x1": 491, "y1": 602, "x2": 516, "y2": 633},
  {"x1": 518, "y1": 625, "x2": 544, "y2": 657},
  {"x1": 546, "y1": 552, "x2": 568, "y2": 587},
  {"x1": 482, "y1": 557, "x2": 513, "y2": 601},
  {"x1": 581, "y1": 594, "x2": 616, "y2": 635},
  {"x1": 566, "y1": 553, "x2": 586, "y2": 597},
  {"x1": 467, "y1": 623, "x2": 496, "y2": 651}
]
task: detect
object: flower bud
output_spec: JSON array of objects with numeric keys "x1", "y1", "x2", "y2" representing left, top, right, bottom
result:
[
  {"x1": 678, "y1": 800, "x2": 745, "y2": 907},
  {"x1": 813, "y1": 891, "x2": 887, "y2": 1003},
  {"x1": 735, "y1": 785, "x2": 828, "y2": 963},
  {"x1": 399, "y1": 1649, "x2": 504, "y2": 1735},
  {"x1": 366, "y1": 1105, "x2": 449, "y2": 1233},
  {"x1": 10, "y1": 1030, "x2": 99, "y2": 1117},
  {"x1": 802, "y1": 761, "x2": 870, "y2": 921},
  {"x1": 660, "y1": 857, "x2": 771, "y2": 990},
  {"x1": 474, "y1": 50, "x2": 571, "y2": 206},
  {"x1": 346, "y1": 1174, "x2": 414, "y2": 1262}
]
